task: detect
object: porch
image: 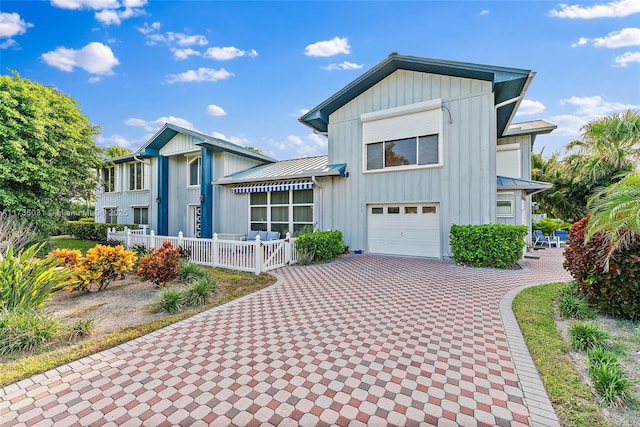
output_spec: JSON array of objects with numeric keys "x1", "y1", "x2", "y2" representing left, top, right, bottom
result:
[{"x1": 106, "y1": 228, "x2": 299, "y2": 275}]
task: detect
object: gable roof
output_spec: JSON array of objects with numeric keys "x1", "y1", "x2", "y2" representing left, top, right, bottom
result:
[
  {"x1": 216, "y1": 155, "x2": 346, "y2": 184},
  {"x1": 136, "y1": 123, "x2": 276, "y2": 163},
  {"x1": 299, "y1": 53, "x2": 534, "y2": 137}
]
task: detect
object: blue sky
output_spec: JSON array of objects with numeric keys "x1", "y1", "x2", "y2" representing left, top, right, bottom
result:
[{"x1": 2, "y1": 0, "x2": 639, "y2": 160}]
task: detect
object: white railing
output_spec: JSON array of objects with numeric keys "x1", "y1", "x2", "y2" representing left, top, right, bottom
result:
[{"x1": 106, "y1": 228, "x2": 298, "y2": 274}]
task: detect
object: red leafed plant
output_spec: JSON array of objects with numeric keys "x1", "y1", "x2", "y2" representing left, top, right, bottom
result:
[
  {"x1": 136, "y1": 241, "x2": 181, "y2": 287},
  {"x1": 563, "y1": 216, "x2": 640, "y2": 320}
]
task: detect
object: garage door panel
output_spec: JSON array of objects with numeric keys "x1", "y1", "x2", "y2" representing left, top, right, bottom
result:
[{"x1": 367, "y1": 204, "x2": 440, "y2": 258}]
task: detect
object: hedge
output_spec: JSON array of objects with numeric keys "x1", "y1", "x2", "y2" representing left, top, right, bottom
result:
[
  {"x1": 295, "y1": 230, "x2": 344, "y2": 262},
  {"x1": 563, "y1": 216, "x2": 640, "y2": 320},
  {"x1": 450, "y1": 224, "x2": 528, "y2": 268},
  {"x1": 66, "y1": 221, "x2": 138, "y2": 241}
]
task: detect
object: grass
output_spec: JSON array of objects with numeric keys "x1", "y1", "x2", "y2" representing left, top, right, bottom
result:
[
  {"x1": 52, "y1": 236, "x2": 98, "y2": 254},
  {"x1": 513, "y1": 282, "x2": 611, "y2": 426},
  {"x1": 0, "y1": 266, "x2": 275, "y2": 387}
]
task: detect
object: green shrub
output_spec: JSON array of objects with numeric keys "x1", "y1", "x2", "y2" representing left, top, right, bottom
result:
[
  {"x1": 588, "y1": 361, "x2": 635, "y2": 405},
  {"x1": 178, "y1": 260, "x2": 209, "y2": 284},
  {"x1": 181, "y1": 277, "x2": 217, "y2": 307},
  {"x1": 532, "y1": 218, "x2": 572, "y2": 236},
  {"x1": 154, "y1": 289, "x2": 183, "y2": 314},
  {"x1": 67, "y1": 317, "x2": 97, "y2": 341},
  {"x1": 136, "y1": 241, "x2": 180, "y2": 287},
  {"x1": 66, "y1": 221, "x2": 138, "y2": 241},
  {"x1": 0, "y1": 308, "x2": 60, "y2": 355},
  {"x1": 586, "y1": 346, "x2": 619, "y2": 367},
  {"x1": 556, "y1": 284, "x2": 596, "y2": 320},
  {"x1": 295, "y1": 230, "x2": 344, "y2": 262},
  {"x1": 73, "y1": 244, "x2": 137, "y2": 292},
  {"x1": 449, "y1": 224, "x2": 528, "y2": 268},
  {"x1": 0, "y1": 243, "x2": 73, "y2": 310},
  {"x1": 563, "y1": 216, "x2": 640, "y2": 320},
  {"x1": 569, "y1": 322, "x2": 609, "y2": 351}
]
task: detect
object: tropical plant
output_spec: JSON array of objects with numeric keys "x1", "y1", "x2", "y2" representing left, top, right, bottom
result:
[
  {"x1": 568, "y1": 322, "x2": 609, "y2": 351},
  {"x1": 153, "y1": 289, "x2": 183, "y2": 314},
  {"x1": 0, "y1": 244, "x2": 73, "y2": 310},
  {"x1": 103, "y1": 145, "x2": 132, "y2": 158},
  {"x1": 48, "y1": 248, "x2": 83, "y2": 268},
  {"x1": 136, "y1": 241, "x2": 180, "y2": 287},
  {"x1": 532, "y1": 218, "x2": 572, "y2": 236},
  {"x1": 586, "y1": 172, "x2": 640, "y2": 264},
  {"x1": 0, "y1": 212, "x2": 39, "y2": 257},
  {"x1": 181, "y1": 277, "x2": 217, "y2": 307},
  {"x1": 0, "y1": 308, "x2": 60, "y2": 355},
  {"x1": 67, "y1": 317, "x2": 98, "y2": 341},
  {"x1": 74, "y1": 244, "x2": 137, "y2": 291}
]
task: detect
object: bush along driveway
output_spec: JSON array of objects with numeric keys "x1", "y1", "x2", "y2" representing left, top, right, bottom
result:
[{"x1": 1, "y1": 249, "x2": 571, "y2": 426}]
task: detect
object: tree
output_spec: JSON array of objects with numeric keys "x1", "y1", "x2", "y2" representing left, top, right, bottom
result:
[
  {"x1": 104, "y1": 145, "x2": 131, "y2": 158},
  {"x1": 0, "y1": 73, "x2": 102, "y2": 233},
  {"x1": 586, "y1": 172, "x2": 640, "y2": 265}
]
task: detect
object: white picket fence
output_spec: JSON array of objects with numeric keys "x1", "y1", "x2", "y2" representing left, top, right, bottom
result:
[{"x1": 106, "y1": 228, "x2": 299, "y2": 275}]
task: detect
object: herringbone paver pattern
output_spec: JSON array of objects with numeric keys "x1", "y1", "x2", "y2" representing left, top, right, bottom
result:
[{"x1": 0, "y1": 248, "x2": 570, "y2": 426}]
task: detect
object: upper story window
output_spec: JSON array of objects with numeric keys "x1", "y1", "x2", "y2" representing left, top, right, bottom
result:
[
  {"x1": 362, "y1": 99, "x2": 443, "y2": 172},
  {"x1": 102, "y1": 166, "x2": 116, "y2": 193},
  {"x1": 128, "y1": 162, "x2": 146, "y2": 191},
  {"x1": 188, "y1": 156, "x2": 201, "y2": 187}
]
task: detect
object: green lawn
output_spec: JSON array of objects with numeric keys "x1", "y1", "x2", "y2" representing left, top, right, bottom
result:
[
  {"x1": 51, "y1": 236, "x2": 98, "y2": 253},
  {"x1": 513, "y1": 283, "x2": 611, "y2": 427}
]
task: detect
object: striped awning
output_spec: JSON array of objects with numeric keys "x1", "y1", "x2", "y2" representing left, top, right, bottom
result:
[{"x1": 232, "y1": 180, "x2": 314, "y2": 193}]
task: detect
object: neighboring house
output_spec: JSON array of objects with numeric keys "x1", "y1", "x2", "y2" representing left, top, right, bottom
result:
[{"x1": 97, "y1": 53, "x2": 556, "y2": 259}]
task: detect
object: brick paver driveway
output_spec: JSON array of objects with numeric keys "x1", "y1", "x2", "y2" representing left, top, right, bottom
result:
[{"x1": 1, "y1": 248, "x2": 570, "y2": 426}]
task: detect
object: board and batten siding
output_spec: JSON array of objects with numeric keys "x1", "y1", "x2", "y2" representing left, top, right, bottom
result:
[
  {"x1": 159, "y1": 133, "x2": 199, "y2": 156},
  {"x1": 326, "y1": 69, "x2": 496, "y2": 257},
  {"x1": 167, "y1": 155, "x2": 200, "y2": 236}
]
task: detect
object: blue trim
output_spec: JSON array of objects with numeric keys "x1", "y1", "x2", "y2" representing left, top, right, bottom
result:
[
  {"x1": 200, "y1": 148, "x2": 213, "y2": 238},
  {"x1": 157, "y1": 156, "x2": 169, "y2": 235}
]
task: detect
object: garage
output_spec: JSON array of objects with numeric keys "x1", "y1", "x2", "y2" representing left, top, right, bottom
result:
[{"x1": 368, "y1": 203, "x2": 441, "y2": 258}]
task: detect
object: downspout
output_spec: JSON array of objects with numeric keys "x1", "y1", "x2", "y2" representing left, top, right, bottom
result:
[{"x1": 311, "y1": 176, "x2": 323, "y2": 231}]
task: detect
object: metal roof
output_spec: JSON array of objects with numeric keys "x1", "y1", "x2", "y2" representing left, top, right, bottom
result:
[
  {"x1": 135, "y1": 123, "x2": 276, "y2": 163},
  {"x1": 504, "y1": 120, "x2": 557, "y2": 137},
  {"x1": 216, "y1": 155, "x2": 347, "y2": 184},
  {"x1": 497, "y1": 175, "x2": 552, "y2": 195},
  {"x1": 299, "y1": 53, "x2": 534, "y2": 137}
]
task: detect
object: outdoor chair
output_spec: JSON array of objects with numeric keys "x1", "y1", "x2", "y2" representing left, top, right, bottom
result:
[
  {"x1": 555, "y1": 229, "x2": 569, "y2": 247},
  {"x1": 533, "y1": 229, "x2": 552, "y2": 248}
]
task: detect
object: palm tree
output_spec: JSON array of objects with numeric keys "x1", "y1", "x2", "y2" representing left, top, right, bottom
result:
[
  {"x1": 586, "y1": 172, "x2": 640, "y2": 267},
  {"x1": 566, "y1": 109, "x2": 640, "y2": 183}
]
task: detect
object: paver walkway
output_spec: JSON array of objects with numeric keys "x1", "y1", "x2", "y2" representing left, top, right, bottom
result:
[{"x1": 1, "y1": 248, "x2": 571, "y2": 426}]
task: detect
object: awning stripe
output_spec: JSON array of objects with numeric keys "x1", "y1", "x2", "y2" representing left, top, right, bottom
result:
[{"x1": 232, "y1": 180, "x2": 314, "y2": 194}]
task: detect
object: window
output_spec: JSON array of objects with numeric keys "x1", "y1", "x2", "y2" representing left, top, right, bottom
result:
[
  {"x1": 249, "y1": 189, "x2": 313, "y2": 235},
  {"x1": 129, "y1": 162, "x2": 145, "y2": 190},
  {"x1": 371, "y1": 207, "x2": 384, "y2": 215},
  {"x1": 188, "y1": 156, "x2": 200, "y2": 187},
  {"x1": 497, "y1": 200, "x2": 514, "y2": 217},
  {"x1": 102, "y1": 166, "x2": 116, "y2": 192},
  {"x1": 105, "y1": 208, "x2": 118, "y2": 224},
  {"x1": 132, "y1": 207, "x2": 148, "y2": 225},
  {"x1": 388, "y1": 207, "x2": 400, "y2": 214},
  {"x1": 366, "y1": 135, "x2": 439, "y2": 171},
  {"x1": 362, "y1": 99, "x2": 443, "y2": 172},
  {"x1": 404, "y1": 207, "x2": 418, "y2": 214},
  {"x1": 422, "y1": 206, "x2": 437, "y2": 214}
]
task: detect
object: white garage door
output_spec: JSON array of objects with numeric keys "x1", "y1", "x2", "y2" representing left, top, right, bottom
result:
[{"x1": 368, "y1": 204, "x2": 440, "y2": 258}]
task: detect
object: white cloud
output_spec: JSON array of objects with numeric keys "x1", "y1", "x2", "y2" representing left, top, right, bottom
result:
[
  {"x1": 88, "y1": 76, "x2": 102, "y2": 83},
  {"x1": 164, "y1": 67, "x2": 233, "y2": 83},
  {"x1": 137, "y1": 21, "x2": 160, "y2": 35},
  {"x1": 203, "y1": 46, "x2": 258, "y2": 60},
  {"x1": 206, "y1": 104, "x2": 227, "y2": 116},
  {"x1": 614, "y1": 51, "x2": 640, "y2": 66},
  {"x1": 323, "y1": 61, "x2": 363, "y2": 71},
  {"x1": 211, "y1": 131, "x2": 251, "y2": 146},
  {"x1": 269, "y1": 133, "x2": 327, "y2": 157},
  {"x1": 96, "y1": 134, "x2": 132, "y2": 148},
  {"x1": 480, "y1": 9, "x2": 490, "y2": 15},
  {"x1": 290, "y1": 108, "x2": 310, "y2": 117},
  {"x1": 0, "y1": 39, "x2": 16, "y2": 49},
  {"x1": 0, "y1": 12, "x2": 34, "y2": 39},
  {"x1": 41, "y1": 42, "x2": 119, "y2": 75},
  {"x1": 516, "y1": 100, "x2": 546, "y2": 116},
  {"x1": 51, "y1": 0, "x2": 120, "y2": 10},
  {"x1": 95, "y1": 6, "x2": 145, "y2": 25},
  {"x1": 146, "y1": 31, "x2": 208, "y2": 46},
  {"x1": 172, "y1": 48, "x2": 201, "y2": 60},
  {"x1": 551, "y1": 95, "x2": 640, "y2": 136},
  {"x1": 123, "y1": 0, "x2": 146, "y2": 7},
  {"x1": 305, "y1": 36, "x2": 350, "y2": 57},
  {"x1": 549, "y1": 0, "x2": 640, "y2": 19},
  {"x1": 573, "y1": 27, "x2": 640, "y2": 48},
  {"x1": 125, "y1": 116, "x2": 195, "y2": 132}
]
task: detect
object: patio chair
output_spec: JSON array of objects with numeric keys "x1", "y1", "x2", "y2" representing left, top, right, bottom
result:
[
  {"x1": 555, "y1": 229, "x2": 569, "y2": 247},
  {"x1": 533, "y1": 229, "x2": 551, "y2": 248}
]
